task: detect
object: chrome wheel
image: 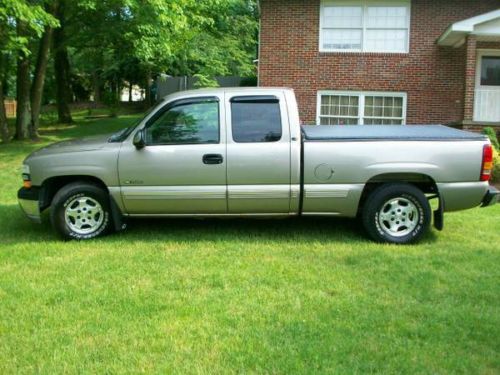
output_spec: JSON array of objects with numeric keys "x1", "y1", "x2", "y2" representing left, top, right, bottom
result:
[
  {"x1": 377, "y1": 197, "x2": 419, "y2": 238},
  {"x1": 64, "y1": 196, "x2": 104, "y2": 235}
]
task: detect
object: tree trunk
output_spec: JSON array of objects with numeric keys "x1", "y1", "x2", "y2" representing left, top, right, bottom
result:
[
  {"x1": 30, "y1": 26, "x2": 54, "y2": 140},
  {"x1": 145, "y1": 70, "x2": 152, "y2": 108},
  {"x1": 0, "y1": 84, "x2": 8, "y2": 144},
  {"x1": 0, "y1": 55, "x2": 9, "y2": 144},
  {"x1": 53, "y1": 0, "x2": 73, "y2": 124},
  {"x1": 111, "y1": 77, "x2": 118, "y2": 102},
  {"x1": 92, "y1": 70, "x2": 101, "y2": 104},
  {"x1": 14, "y1": 21, "x2": 31, "y2": 141},
  {"x1": 128, "y1": 82, "x2": 133, "y2": 102}
]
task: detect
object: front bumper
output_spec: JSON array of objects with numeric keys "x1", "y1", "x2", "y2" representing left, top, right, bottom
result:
[
  {"x1": 481, "y1": 186, "x2": 499, "y2": 208},
  {"x1": 18, "y1": 187, "x2": 41, "y2": 223}
]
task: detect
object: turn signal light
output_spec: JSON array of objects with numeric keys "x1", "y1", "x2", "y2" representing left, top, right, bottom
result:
[
  {"x1": 23, "y1": 180, "x2": 32, "y2": 189},
  {"x1": 480, "y1": 144, "x2": 493, "y2": 182}
]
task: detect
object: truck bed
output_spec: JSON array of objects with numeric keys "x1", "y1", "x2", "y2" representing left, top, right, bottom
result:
[{"x1": 301, "y1": 125, "x2": 487, "y2": 142}]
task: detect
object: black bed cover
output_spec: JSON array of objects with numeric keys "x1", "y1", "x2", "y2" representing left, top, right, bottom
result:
[{"x1": 301, "y1": 125, "x2": 487, "y2": 142}]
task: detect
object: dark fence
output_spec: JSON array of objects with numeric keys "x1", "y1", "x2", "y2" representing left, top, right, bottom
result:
[{"x1": 155, "y1": 76, "x2": 256, "y2": 100}]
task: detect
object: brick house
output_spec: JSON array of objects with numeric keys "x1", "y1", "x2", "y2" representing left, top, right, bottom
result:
[{"x1": 258, "y1": 0, "x2": 500, "y2": 130}]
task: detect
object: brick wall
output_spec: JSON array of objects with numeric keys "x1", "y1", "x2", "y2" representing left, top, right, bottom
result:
[{"x1": 259, "y1": 0, "x2": 500, "y2": 125}]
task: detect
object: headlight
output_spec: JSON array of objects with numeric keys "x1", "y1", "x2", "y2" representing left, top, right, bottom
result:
[{"x1": 22, "y1": 164, "x2": 30, "y2": 175}]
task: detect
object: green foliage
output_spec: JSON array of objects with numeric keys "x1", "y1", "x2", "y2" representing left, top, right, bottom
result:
[
  {"x1": 492, "y1": 147, "x2": 500, "y2": 183},
  {"x1": 481, "y1": 128, "x2": 500, "y2": 182},
  {"x1": 193, "y1": 74, "x2": 220, "y2": 88},
  {"x1": 0, "y1": 0, "x2": 58, "y2": 56},
  {"x1": 66, "y1": 0, "x2": 258, "y2": 103},
  {"x1": 101, "y1": 91, "x2": 120, "y2": 117},
  {"x1": 482, "y1": 127, "x2": 500, "y2": 150}
]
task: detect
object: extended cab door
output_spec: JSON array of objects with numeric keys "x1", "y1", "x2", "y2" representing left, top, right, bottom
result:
[
  {"x1": 225, "y1": 91, "x2": 293, "y2": 213},
  {"x1": 118, "y1": 95, "x2": 227, "y2": 214}
]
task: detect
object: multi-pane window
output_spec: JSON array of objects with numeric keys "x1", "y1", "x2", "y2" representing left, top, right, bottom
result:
[
  {"x1": 364, "y1": 96, "x2": 404, "y2": 124},
  {"x1": 318, "y1": 92, "x2": 406, "y2": 125},
  {"x1": 322, "y1": 7, "x2": 363, "y2": 50},
  {"x1": 320, "y1": 1, "x2": 410, "y2": 53},
  {"x1": 319, "y1": 95, "x2": 360, "y2": 125}
]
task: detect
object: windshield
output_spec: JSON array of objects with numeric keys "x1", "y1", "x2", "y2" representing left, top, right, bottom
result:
[{"x1": 108, "y1": 104, "x2": 160, "y2": 143}]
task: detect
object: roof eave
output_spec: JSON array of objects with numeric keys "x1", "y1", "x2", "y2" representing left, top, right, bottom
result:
[{"x1": 437, "y1": 9, "x2": 500, "y2": 48}]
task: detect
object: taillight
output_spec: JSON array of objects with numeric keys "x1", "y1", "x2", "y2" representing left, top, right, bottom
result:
[{"x1": 480, "y1": 144, "x2": 493, "y2": 181}]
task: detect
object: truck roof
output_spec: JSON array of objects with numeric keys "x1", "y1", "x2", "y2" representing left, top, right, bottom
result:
[{"x1": 161, "y1": 87, "x2": 294, "y2": 101}]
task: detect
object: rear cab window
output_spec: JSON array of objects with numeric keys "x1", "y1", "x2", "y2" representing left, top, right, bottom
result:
[{"x1": 230, "y1": 96, "x2": 282, "y2": 143}]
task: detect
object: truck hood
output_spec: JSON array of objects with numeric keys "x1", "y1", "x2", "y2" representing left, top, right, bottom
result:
[{"x1": 25, "y1": 134, "x2": 112, "y2": 160}]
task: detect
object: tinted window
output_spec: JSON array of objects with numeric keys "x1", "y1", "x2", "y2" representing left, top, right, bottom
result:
[
  {"x1": 146, "y1": 100, "x2": 219, "y2": 145},
  {"x1": 481, "y1": 56, "x2": 500, "y2": 86},
  {"x1": 231, "y1": 98, "x2": 282, "y2": 143}
]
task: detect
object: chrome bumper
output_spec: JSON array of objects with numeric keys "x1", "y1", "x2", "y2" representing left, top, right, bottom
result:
[
  {"x1": 18, "y1": 187, "x2": 41, "y2": 223},
  {"x1": 481, "y1": 186, "x2": 499, "y2": 208}
]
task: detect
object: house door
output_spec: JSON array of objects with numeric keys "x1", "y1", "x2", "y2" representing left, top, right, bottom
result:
[{"x1": 474, "y1": 51, "x2": 500, "y2": 122}]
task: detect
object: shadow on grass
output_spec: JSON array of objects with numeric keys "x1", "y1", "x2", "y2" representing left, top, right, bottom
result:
[{"x1": 0, "y1": 203, "x2": 438, "y2": 246}]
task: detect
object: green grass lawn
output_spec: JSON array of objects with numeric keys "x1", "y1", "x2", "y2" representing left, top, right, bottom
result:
[{"x1": 1, "y1": 115, "x2": 499, "y2": 373}]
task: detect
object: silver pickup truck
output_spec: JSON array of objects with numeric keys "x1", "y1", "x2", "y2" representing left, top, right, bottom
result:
[{"x1": 18, "y1": 88, "x2": 498, "y2": 244}]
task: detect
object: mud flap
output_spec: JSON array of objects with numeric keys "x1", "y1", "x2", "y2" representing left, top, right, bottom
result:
[
  {"x1": 433, "y1": 194, "x2": 444, "y2": 231},
  {"x1": 110, "y1": 196, "x2": 127, "y2": 232}
]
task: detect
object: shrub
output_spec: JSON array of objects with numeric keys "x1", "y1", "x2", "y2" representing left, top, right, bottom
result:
[
  {"x1": 492, "y1": 147, "x2": 500, "y2": 183},
  {"x1": 482, "y1": 127, "x2": 499, "y2": 150}
]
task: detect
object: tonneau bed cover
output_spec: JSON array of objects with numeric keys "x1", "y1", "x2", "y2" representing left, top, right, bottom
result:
[{"x1": 301, "y1": 125, "x2": 487, "y2": 141}]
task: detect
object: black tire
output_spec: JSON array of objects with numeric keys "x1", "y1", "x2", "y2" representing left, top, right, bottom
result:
[
  {"x1": 362, "y1": 183, "x2": 431, "y2": 244},
  {"x1": 50, "y1": 182, "x2": 112, "y2": 240}
]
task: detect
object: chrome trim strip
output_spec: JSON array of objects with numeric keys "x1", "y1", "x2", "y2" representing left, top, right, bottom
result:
[
  {"x1": 304, "y1": 184, "x2": 351, "y2": 198},
  {"x1": 228, "y1": 193, "x2": 290, "y2": 199},
  {"x1": 228, "y1": 185, "x2": 291, "y2": 200},
  {"x1": 301, "y1": 212, "x2": 341, "y2": 216},
  {"x1": 121, "y1": 186, "x2": 226, "y2": 200}
]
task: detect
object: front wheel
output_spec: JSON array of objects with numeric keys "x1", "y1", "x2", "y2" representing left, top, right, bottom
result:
[
  {"x1": 362, "y1": 183, "x2": 431, "y2": 244},
  {"x1": 50, "y1": 182, "x2": 112, "y2": 240}
]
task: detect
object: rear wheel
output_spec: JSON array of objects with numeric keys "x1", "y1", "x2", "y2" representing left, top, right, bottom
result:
[
  {"x1": 362, "y1": 183, "x2": 431, "y2": 244},
  {"x1": 51, "y1": 182, "x2": 112, "y2": 240}
]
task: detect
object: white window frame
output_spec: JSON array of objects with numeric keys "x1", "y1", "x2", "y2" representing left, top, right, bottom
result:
[
  {"x1": 475, "y1": 49, "x2": 500, "y2": 89},
  {"x1": 319, "y1": 0, "x2": 411, "y2": 53},
  {"x1": 317, "y1": 90, "x2": 408, "y2": 125},
  {"x1": 473, "y1": 49, "x2": 500, "y2": 122}
]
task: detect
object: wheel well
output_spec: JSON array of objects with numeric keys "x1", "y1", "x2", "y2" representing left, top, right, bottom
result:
[
  {"x1": 357, "y1": 173, "x2": 438, "y2": 215},
  {"x1": 40, "y1": 176, "x2": 108, "y2": 210}
]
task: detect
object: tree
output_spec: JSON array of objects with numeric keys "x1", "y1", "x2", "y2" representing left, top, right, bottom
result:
[
  {"x1": 0, "y1": 0, "x2": 58, "y2": 142},
  {"x1": 1, "y1": 0, "x2": 259, "y2": 143},
  {"x1": 14, "y1": 20, "x2": 31, "y2": 140},
  {"x1": 30, "y1": 3, "x2": 57, "y2": 140},
  {"x1": 0, "y1": 54, "x2": 9, "y2": 143},
  {"x1": 66, "y1": 0, "x2": 258, "y2": 107},
  {"x1": 53, "y1": 0, "x2": 73, "y2": 124}
]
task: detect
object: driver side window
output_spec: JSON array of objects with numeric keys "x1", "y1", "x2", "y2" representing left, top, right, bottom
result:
[{"x1": 145, "y1": 99, "x2": 220, "y2": 145}]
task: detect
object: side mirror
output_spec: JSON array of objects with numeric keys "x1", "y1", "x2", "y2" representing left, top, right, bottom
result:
[{"x1": 133, "y1": 129, "x2": 146, "y2": 149}]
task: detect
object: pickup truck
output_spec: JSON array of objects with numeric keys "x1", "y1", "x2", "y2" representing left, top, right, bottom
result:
[{"x1": 18, "y1": 88, "x2": 498, "y2": 244}]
